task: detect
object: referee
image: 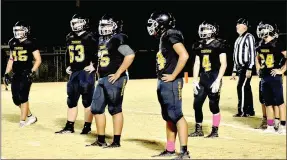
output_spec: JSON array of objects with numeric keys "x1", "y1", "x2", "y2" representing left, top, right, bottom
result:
[{"x1": 231, "y1": 18, "x2": 256, "y2": 117}]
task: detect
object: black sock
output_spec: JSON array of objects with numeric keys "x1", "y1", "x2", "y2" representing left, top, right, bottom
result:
[
  {"x1": 66, "y1": 121, "x2": 74, "y2": 129},
  {"x1": 275, "y1": 118, "x2": 280, "y2": 120},
  {"x1": 113, "y1": 135, "x2": 121, "y2": 144},
  {"x1": 263, "y1": 116, "x2": 267, "y2": 119},
  {"x1": 84, "y1": 122, "x2": 91, "y2": 128},
  {"x1": 180, "y1": 146, "x2": 187, "y2": 153},
  {"x1": 28, "y1": 113, "x2": 32, "y2": 117},
  {"x1": 281, "y1": 121, "x2": 286, "y2": 126},
  {"x1": 98, "y1": 135, "x2": 105, "y2": 143}
]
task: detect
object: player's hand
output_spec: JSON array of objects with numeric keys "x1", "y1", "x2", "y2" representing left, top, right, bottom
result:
[
  {"x1": 230, "y1": 72, "x2": 237, "y2": 80},
  {"x1": 270, "y1": 69, "x2": 282, "y2": 77},
  {"x1": 161, "y1": 74, "x2": 175, "y2": 82},
  {"x1": 108, "y1": 72, "x2": 121, "y2": 84},
  {"x1": 66, "y1": 66, "x2": 72, "y2": 75},
  {"x1": 27, "y1": 71, "x2": 36, "y2": 82},
  {"x1": 4, "y1": 73, "x2": 11, "y2": 86},
  {"x1": 246, "y1": 70, "x2": 252, "y2": 78},
  {"x1": 193, "y1": 80, "x2": 200, "y2": 95},
  {"x1": 210, "y1": 79, "x2": 221, "y2": 93},
  {"x1": 84, "y1": 65, "x2": 95, "y2": 73}
]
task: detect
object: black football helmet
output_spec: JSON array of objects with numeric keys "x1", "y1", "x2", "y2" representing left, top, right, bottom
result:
[
  {"x1": 147, "y1": 11, "x2": 175, "y2": 36},
  {"x1": 198, "y1": 21, "x2": 219, "y2": 39},
  {"x1": 98, "y1": 14, "x2": 123, "y2": 36},
  {"x1": 70, "y1": 13, "x2": 89, "y2": 32},
  {"x1": 13, "y1": 21, "x2": 30, "y2": 39},
  {"x1": 256, "y1": 21, "x2": 279, "y2": 39}
]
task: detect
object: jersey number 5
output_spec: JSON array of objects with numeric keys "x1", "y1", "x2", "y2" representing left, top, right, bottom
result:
[
  {"x1": 12, "y1": 50, "x2": 28, "y2": 61},
  {"x1": 98, "y1": 46, "x2": 110, "y2": 67},
  {"x1": 157, "y1": 51, "x2": 166, "y2": 70},
  {"x1": 68, "y1": 45, "x2": 85, "y2": 63},
  {"x1": 202, "y1": 55, "x2": 211, "y2": 72}
]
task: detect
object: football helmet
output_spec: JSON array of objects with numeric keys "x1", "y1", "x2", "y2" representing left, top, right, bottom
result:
[
  {"x1": 198, "y1": 21, "x2": 218, "y2": 39},
  {"x1": 13, "y1": 21, "x2": 30, "y2": 39},
  {"x1": 98, "y1": 14, "x2": 123, "y2": 36},
  {"x1": 256, "y1": 21, "x2": 279, "y2": 39},
  {"x1": 70, "y1": 13, "x2": 89, "y2": 32},
  {"x1": 147, "y1": 11, "x2": 175, "y2": 36}
]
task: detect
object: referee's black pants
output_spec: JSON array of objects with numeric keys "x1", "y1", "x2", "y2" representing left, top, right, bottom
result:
[{"x1": 236, "y1": 68, "x2": 255, "y2": 115}]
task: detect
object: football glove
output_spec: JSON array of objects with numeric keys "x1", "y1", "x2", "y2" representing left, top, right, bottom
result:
[
  {"x1": 193, "y1": 80, "x2": 200, "y2": 95},
  {"x1": 4, "y1": 73, "x2": 11, "y2": 86},
  {"x1": 66, "y1": 66, "x2": 72, "y2": 75},
  {"x1": 210, "y1": 79, "x2": 221, "y2": 93}
]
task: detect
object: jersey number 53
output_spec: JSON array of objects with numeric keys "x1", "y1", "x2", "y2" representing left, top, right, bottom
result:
[{"x1": 68, "y1": 44, "x2": 85, "y2": 63}]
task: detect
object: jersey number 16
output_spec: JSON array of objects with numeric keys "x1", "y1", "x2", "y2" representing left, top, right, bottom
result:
[{"x1": 68, "y1": 44, "x2": 85, "y2": 63}]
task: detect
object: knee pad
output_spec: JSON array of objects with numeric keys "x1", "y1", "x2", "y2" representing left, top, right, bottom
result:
[
  {"x1": 90, "y1": 100, "x2": 105, "y2": 115},
  {"x1": 12, "y1": 96, "x2": 21, "y2": 106},
  {"x1": 67, "y1": 97, "x2": 77, "y2": 108},
  {"x1": 108, "y1": 105, "x2": 122, "y2": 116},
  {"x1": 167, "y1": 109, "x2": 183, "y2": 124},
  {"x1": 209, "y1": 93, "x2": 220, "y2": 114}
]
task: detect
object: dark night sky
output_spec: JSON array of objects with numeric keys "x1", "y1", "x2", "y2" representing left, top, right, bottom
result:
[{"x1": 1, "y1": 0, "x2": 286, "y2": 78}]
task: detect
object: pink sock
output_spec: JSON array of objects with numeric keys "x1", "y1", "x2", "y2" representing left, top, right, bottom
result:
[
  {"x1": 213, "y1": 113, "x2": 221, "y2": 127},
  {"x1": 267, "y1": 119, "x2": 274, "y2": 126},
  {"x1": 166, "y1": 141, "x2": 175, "y2": 152}
]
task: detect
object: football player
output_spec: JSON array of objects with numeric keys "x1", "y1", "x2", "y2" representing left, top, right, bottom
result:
[
  {"x1": 87, "y1": 14, "x2": 135, "y2": 148},
  {"x1": 4, "y1": 21, "x2": 41, "y2": 127},
  {"x1": 189, "y1": 21, "x2": 227, "y2": 138},
  {"x1": 256, "y1": 21, "x2": 286, "y2": 134},
  {"x1": 147, "y1": 11, "x2": 190, "y2": 159},
  {"x1": 55, "y1": 13, "x2": 98, "y2": 134}
]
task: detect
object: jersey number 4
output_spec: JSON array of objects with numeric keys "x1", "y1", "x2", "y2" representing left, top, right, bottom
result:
[
  {"x1": 68, "y1": 44, "x2": 85, "y2": 63},
  {"x1": 260, "y1": 54, "x2": 274, "y2": 68},
  {"x1": 12, "y1": 50, "x2": 28, "y2": 61},
  {"x1": 202, "y1": 55, "x2": 211, "y2": 72},
  {"x1": 157, "y1": 51, "x2": 166, "y2": 70}
]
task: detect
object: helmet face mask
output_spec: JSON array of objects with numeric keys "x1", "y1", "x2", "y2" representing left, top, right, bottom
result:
[
  {"x1": 98, "y1": 19, "x2": 117, "y2": 36},
  {"x1": 147, "y1": 18, "x2": 159, "y2": 36},
  {"x1": 70, "y1": 18, "x2": 86, "y2": 32},
  {"x1": 13, "y1": 26, "x2": 28, "y2": 39},
  {"x1": 256, "y1": 23, "x2": 275, "y2": 39},
  {"x1": 198, "y1": 23, "x2": 216, "y2": 39}
]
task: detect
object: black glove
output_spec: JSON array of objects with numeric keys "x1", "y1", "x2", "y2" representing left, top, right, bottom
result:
[
  {"x1": 4, "y1": 73, "x2": 11, "y2": 86},
  {"x1": 27, "y1": 71, "x2": 36, "y2": 82}
]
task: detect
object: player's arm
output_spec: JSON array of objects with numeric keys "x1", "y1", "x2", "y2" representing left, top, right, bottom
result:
[
  {"x1": 170, "y1": 43, "x2": 189, "y2": 79},
  {"x1": 193, "y1": 55, "x2": 200, "y2": 81},
  {"x1": 116, "y1": 45, "x2": 135, "y2": 75},
  {"x1": 216, "y1": 53, "x2": 227, "y2": 81},
  {"x1": 280, "y1": 51, "x2": 287, "y2": 73},
  {"x1": 255, "y1": 53, "x2": 260, "y2": 75},
  {"x1": 271, "y1": 50, "x2": 286, "y2": 77},
  {"x1": 5, "y1": 51, "x2": 14, "y2": 74},
  {"x1": 108, "y1": 44, "x2": 135, "y2": 84},
  {"x1": 32, "y1": 50, "x2": 42, "y2": 72}
]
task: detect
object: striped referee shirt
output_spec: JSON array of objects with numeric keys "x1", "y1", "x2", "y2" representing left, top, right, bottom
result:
[{"x1": 233, "y1": 31, "x2": 256, "y2": 72}]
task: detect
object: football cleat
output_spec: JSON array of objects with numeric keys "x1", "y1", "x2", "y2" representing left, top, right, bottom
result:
[
  {"x1": 205, "y1": 126, "x2": 219, "y2": 138},
  {"x1": 19, "y1": 121, "x2": 26, "y2": 128},
  {"x1": 263, "y1": 126, "x2": 276, "y2": 133},
  {"x1": 173, "y1": 151, "x2": 191, "y2": 160},
  {"x1": 277, "y1": 125, "x2": 286, "y2": 135},
  {"x1": 55, "y1": 127, "x2": 74, "y2": 134},
  {"x1": 189, "y1": 124, "x2": 204, "y2": 137},
  {"x1": 80, "y1": 127, "x2": 91, "y2": 134},
  {"x1": 85, "y1": 140, "x2": 107, "y2": 147},
  {"x1": 255, "y1": 118, "x2": 267, "y2": 129},
  {"x1": 103, "y1": 142, "x2": 121, "y2": 148},
  {"x1": 152, "y1": 150, "x2": 176, "y2": 157},
  {"x1": 26, "y1": 116, "x2": 37, "y2": 126}
]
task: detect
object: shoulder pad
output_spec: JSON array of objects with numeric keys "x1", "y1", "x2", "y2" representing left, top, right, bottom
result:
[
  {"x1": 166, "y1": 29, "x2": 183, "y2": 37},
  {"x1": 8, "y1": 38, "x2": 16, "y2": 46},
  {"x1": 66, "y1": 32, "x2": 74, "y2": 41},
  {"x1": 112, "y1": 33, "x2": 128, "y2": 45}
]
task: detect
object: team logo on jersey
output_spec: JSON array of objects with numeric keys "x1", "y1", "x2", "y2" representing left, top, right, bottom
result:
[
  {"x1": 201, "y1": 49, "x2": 212, "y2": 54},
  {"x1": 71, "y1": 40, "x2": 81, "y2": 44},
  {"x1": 260, "y1": 49, "x2": 270, "y2": 53}
]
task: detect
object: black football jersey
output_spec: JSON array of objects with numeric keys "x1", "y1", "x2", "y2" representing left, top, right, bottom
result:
[
  {"x1": 97, "y1": 33, "x2": 128, "y2": 78},
  {"x1": 66, "y1": 31, "x2": 98, "y2": 71},
  {"x1": 193, "y1": 39, "x2": 227, "y2": 73},
  {"x1": 8, "y1": 37, "x2": 38, "y2": 73},
  {"x1": 156, "y1": 29, "x2": 184, "y2": 79},
  {"x1": 256, "y1": 38, "x2": 286, "y2": 77}
]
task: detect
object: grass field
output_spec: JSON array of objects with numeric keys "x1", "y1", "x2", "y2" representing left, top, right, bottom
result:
[{"x1": 1, "y1": 76, "x2": 286, "y2": 159}]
